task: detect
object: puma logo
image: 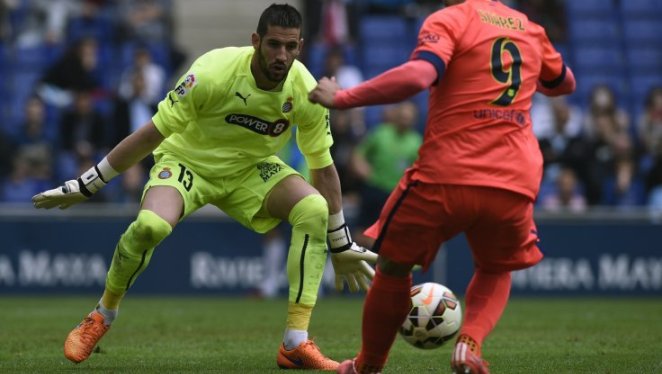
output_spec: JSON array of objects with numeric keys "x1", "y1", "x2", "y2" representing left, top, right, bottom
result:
[
  {"x1": 168, "y1": 92, "x2": 179, "y2": 107},
  {"x1": 235, "y1": 92, "x2": 251, "y2": 106}
]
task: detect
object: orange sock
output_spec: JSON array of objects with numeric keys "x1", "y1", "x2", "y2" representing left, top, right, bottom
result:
[
  {"x1": 355, "y1": 268, "x2": 412, "y2": 372},
  {"x1": 459, "y1": 269, "x2": 512, "y2": 347}
]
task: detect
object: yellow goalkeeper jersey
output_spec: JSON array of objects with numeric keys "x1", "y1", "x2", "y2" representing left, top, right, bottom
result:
[{"x1": 152, "y1": 46, "x2": 332, "y2": 178}]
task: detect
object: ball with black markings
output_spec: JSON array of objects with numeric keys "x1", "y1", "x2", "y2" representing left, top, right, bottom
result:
[{"x1": 399, "y1": 282, "x2": 462, "y2": 349}]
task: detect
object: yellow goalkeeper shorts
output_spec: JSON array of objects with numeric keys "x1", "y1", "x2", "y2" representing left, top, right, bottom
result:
[{"x1": 142, "y1": 153, "x2": 301, "y2": 233}]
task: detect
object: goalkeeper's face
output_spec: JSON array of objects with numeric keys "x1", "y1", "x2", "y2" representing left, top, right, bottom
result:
[{"x1": 252, "y1": 25, "x2": 302, "y2": 85}]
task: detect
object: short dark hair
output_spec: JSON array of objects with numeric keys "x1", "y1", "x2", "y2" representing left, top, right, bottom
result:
[{"x1": 256, "y1": 3, "x2": 302, "y2": 37}]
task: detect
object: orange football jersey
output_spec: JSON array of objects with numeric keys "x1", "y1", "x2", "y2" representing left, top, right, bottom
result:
[{"x1": 410, "y1": 0, "x2": 567, "y2": 199}]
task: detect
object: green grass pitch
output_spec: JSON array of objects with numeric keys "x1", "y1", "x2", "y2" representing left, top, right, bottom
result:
[{"x1": 1, "y1": 296, "x2": 661, "y2": 373}]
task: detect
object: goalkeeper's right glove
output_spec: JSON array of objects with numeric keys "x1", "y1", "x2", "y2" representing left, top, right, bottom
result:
[
  {"x1": 327, "y1": 210, "x2": 378, "y2": 292},
  {"x1": 32, "y1": 157, "x2": 119, "y2": 209}
]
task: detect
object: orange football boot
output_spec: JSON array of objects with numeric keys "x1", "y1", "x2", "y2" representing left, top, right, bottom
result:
[
  {"x1": 451, "y1": 334, "x2": 490, "y2": 374},
  {"x1": 64, "y1": 310, "x2": 109, "y2": 363},
  {"x1": 277, "y1": 339, "x2": 339, "y2": 370}
]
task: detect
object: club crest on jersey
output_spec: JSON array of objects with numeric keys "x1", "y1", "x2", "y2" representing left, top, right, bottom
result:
[
  {"x1": 419, "y1": 31, "x2": 440, "y2": 44},
  {"x1": 282, "y1": 97, "x2": 293, "y2": 113},
  {"x1": 226, "y1": 114, "x2": 290, "y2": 136},
  {"x1": 158, "y1": 167, "x2": 173, "y2": 179},
  {"x1": 174, "y1": 73, "x2": 197, "y2": 97}
]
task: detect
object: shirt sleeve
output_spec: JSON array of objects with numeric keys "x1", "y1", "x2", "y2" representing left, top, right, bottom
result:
[
  {"x1": 411, "y1": 8, "x2": 466, "y2": 70},
  {"x1": 296, "y1": 102, "x2": 333, "y2": 169},
  {"x1": 537, "y1": 25, "x2": 566, "y2": 84},
  {"x1": 152, "y1": 71, "x2": 206, "y2": 138}
]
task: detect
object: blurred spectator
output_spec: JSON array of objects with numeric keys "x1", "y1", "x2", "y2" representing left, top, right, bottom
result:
[
  {"x1": 516, "y1": 0, "x2": 566, "y2": 43},
  {"x1": 637, "y1": 87, "x2": 662, "y2": 159},
  {"x1": 116, "y1": 0, "x2": 171, "y2": 44},
  {"x1": 540, "y1": 166, "x2": 587, "y2": 213},
  {"x1": 321, "y1": 0, "x2": 350, "y2": 46},
  {"x1": 329, "y1": 109, "x2": 363, "y2": 203},
  {"x1": 114, "y1": 70, "x2": 157, "y2": 143},
  {"x1": 116, "y1": 0, "x2": 185, "y2": 75},
  {"x1": 118, "y1": 46, "x2": 166, "y2": 106},
  {"x1": 303, "y1": 0, "x2": 359, "y2": 46},
  {"x1": 352, "y1": 101, "x2": 421, "y2": 247},
  {"x1": 323, "y1": 46, "x2": 365, "y2": 134},
  {"x1": 0, "y1": 129, "x2": 15, "y2": 179},
  {"x1": 639, "y1": 87, "x2": 662, "y2": 210},
  {"x1": 323, "y1": 46, "x2": 363, "y2": 90},
  {"x1": 7, "y1": 0, "x2": 78, "y2": 47},
  {"x1": 0, "y1": 145, "x2": 51, "y2": 202},
  {"x1": 579, "y1": 85, "x2": 638, "y2": 205},
  {"x1": 580, "y1": 112, "x2": 639, "y2": 206},
  {"x1": 13, "y1": 95, "x2": 55, "y2": 146},
  {"x1": 58, "y1": 90, "x2": 107, "y2": 178},
  {"x1": 108, "y1": 69, "x2": 155, "y2": 204},
  {"x1": 583, "y1": 85, "x2": 630, "y2": 140},
  {"x1": 536, "y1": 96, "x2": 584, "y2": 183},
  {"x1": 38, "y1": 36, "x2": 102, "y2": 107},
  {"x1": 66, "y1": 0, "x2": 115, "y2": 44}
]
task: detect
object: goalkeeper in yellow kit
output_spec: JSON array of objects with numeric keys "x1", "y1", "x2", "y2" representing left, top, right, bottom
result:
[{"x1": 31, "y1": 4, "x2": 375, "y2": 370}]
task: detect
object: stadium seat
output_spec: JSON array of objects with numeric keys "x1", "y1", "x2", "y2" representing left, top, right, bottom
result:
[
  {"x1": 620, "y1": 0, "x2": 662, "y2": 16},
  {"x1": 566, "y1": 0, "x2": 616, "y2": 17},
  {"x1": 305, "y1": 42, "x2": 326, "y2": 79},
  {"x1": 572, "y1": 72, "x2": 628, "y2": 107},
  {"x1": 573, "y1": 46, "x2": 625, "y2": 72},
  {"x1": 11, "y1": 45, "x2": 51, "y2": 69},
  {"x1": 67, "y1": 16, "x2": 115, "y2": 44},
  {"x1": 622, "y1": 19, "x2": 662, "y2": 44},
  {"x1": 567, "y1": 18, "x2": 621, "y2": 45},
  {"x1": 361, "y1": 44, "x2": 409, "y2": 74},
  {"x1": 359, "y1": 16, "x2": 409, "y2": 43},
  {"x1": 626, "y1": 47, "x2": 662, "y2": 72},
  {"x1": 629, "y1": 73, "x2": 662, "y2": 108}
]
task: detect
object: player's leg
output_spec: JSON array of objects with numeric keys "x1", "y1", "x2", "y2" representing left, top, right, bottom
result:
[
  {"x1": 64, "y1": 158, "x2": 209, "y2": 364},
  {"x1": 216, "y1": 158, "x2": 336, "y2": 370},
  {"x1": 452, "y1": 187, "x2": 542, "y2": 374},
  {"x1": 265, "y1": 175, "x2": 339, "y2": 370},
  {"x1": 64, "y1": 186, "x2": 181, "y2": 363},
  {"x1": 343, "y1": 180, "x2": 455, "y2": 374}
]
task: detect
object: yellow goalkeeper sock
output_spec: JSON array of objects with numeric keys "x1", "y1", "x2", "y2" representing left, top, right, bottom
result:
[
  {"x1": 286, "y1": 302, "x2": 313, "y2": 331},
  {"x1": 101, "y1": 289, "x2": 124, "y2": 310}
]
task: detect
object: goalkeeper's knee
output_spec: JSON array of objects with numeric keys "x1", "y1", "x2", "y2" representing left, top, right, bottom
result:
[
  {"x1": 122, "y1": 209, "x2": 172, "y2": 251},
  {"x1": 289, "y1": 194, "x2": 328, "y2": 237},
  {"x1": 106, "y1": 209, "x2": 172, "y2": 293}
]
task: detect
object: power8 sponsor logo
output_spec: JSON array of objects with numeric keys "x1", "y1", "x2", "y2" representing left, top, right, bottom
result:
[{"x1": 225, "y1": 114, "x2": 290, "y2": 136}]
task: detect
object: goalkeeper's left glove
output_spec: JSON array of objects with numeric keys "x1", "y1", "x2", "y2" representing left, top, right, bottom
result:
[
  {"x1": 327, "y1": 210, "x2": 378, "y2": 292},
  {"x1": 32, "y1": 157, "x2": 119, "y2": 209}
]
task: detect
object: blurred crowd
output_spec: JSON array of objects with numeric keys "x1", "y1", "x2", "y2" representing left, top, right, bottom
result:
[{"x1": 1, "y1": 0, "x2": 661, "y2": 219}]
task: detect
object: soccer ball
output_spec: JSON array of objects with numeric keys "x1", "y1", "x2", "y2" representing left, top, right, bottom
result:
[{"x1": 399, "y1": 282, "x2": 462, "y2": 349}]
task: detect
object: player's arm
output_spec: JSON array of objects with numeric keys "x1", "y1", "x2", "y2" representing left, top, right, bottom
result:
[
  {"x1": 309, "y1": 59, "x2": 438, "y2": 109},
  {"x1": 310, "y1": 163, "x2": 377, "y2": 292},
  {"x1": 536, "y1": 25, "x2": 576, "y2": 97},
  {"x1": 537, "y1": 64, "x2": 576, "y2": 97},
  {"x1": 32, "y1": 121, "x2": 165, "y2": 209}
]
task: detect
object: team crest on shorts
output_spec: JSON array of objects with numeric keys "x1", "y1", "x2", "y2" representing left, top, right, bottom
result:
[
  {"x1": 158, "y1": 167, "x2": 173, "y2": 179},
  {"x1": 282, "y1": 97, "x2": 293, "y2": 113}
]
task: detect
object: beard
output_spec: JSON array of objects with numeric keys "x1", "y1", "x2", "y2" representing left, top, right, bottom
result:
[{"x1": 259, "y1": 51, "x2": 288, "y2": 83}]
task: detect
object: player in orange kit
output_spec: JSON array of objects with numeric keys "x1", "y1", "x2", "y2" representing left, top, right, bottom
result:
[{"x1": 309, "y1": 0, "x2": 576, "y2": 373}]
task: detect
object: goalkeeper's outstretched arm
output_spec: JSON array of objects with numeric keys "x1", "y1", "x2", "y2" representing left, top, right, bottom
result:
[
  {"x1": 105, "y1": 120, "x2": 165, "y2": 172},
  {"x1": 32, "y1": 121, "x2": 165, "y2": 209}
]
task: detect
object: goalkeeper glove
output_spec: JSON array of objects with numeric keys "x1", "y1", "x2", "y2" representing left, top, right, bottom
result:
[
  {"x1": 32, "y1": 157, "x2": 119, "y2": 209},
  {"x1": 327, "y1": 211, "x2": 378, "y2": 292}
]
